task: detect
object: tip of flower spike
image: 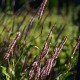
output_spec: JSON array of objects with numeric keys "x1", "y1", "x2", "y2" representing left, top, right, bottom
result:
[{"x1": 17, "y1": 32, "x2": 21, "y2": 37}]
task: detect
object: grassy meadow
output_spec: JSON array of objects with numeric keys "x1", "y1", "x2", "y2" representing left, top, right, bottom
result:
[{"x1": 0, "y1": 4, "x2": 80, "y2": 80}]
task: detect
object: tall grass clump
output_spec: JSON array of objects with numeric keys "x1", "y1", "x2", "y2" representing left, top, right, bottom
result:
[{"x1": 0, "y1": 0, "x2": 80, "y2": 80}]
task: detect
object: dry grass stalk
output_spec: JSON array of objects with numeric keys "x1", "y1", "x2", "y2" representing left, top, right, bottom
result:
[
  {"x1": 34, "y1": 41, "x2": 51, "y2": 80},
  {"x1": 34, "y1": 26, "x2": 54, "y2": 80},
  {"x1": 41, "y1": 36, "x2": 68, "y2": 78},
  {"x1": 66, "y1": 36, "x2": 80, "y2": 68},
  {"x1": 39, "y1": 25, "x2": 54, "y2": 61},
  {"x1": 34, "y1": 40, "x2": 52, "y2": 80},
  {"x1": 39, "y1": 42, "x2": 50, "y2": 61},
  {"x1": 41, "y1": 47, "x2": 58, "y2": 78},
  {"x1": 35, "y1": 64, "x2": 41, "y2": 80},
  {"x1": 3, "y1": 32, "x2": 21, "y2": 60},
  {"x1": 71, "y1": 36, "x2": 80, "y2": 59},
  {"x1": 55, "y1": 36, "x2": 68, "y2": 59},
  {"x1": 28, "y1": 61, "x2": 38, "y2": 80},
  {"x1": 28, "y1": 27, "x2": 53, "y2": 80},
  {"x1": 38, "y1": 0, "x2": 48, "y2": 19},
  {"x1": 24, "y1": 14, "x2": 36, "y2": 40},
  {"x1": 34, "y1": 29, "x2": 53, "y2": 80}
]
